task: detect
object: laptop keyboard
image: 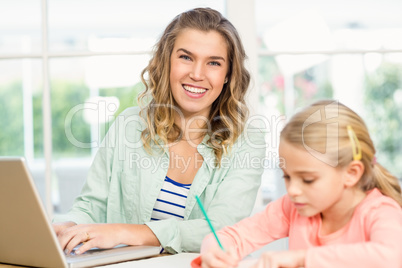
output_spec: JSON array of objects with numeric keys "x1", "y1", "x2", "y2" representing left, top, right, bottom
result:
[{"x1": 66, "y1": 244, "x2": 106, "y2": 258}]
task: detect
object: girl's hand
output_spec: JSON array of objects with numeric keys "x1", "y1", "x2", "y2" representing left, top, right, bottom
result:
[
  {"x1": 252, "y1": 249, "x2": 306, "y2": 268},
  {"x1": 201, "y1": 246, "x2": 239, "y2": 268},
  {"x1": 57, "y1": 223, "x2": 159, "y2": 255}
]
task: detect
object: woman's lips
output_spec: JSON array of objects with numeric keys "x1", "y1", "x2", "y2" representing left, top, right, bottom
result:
[{"x1": 183, "y1": 84, "x2": 207, "y2": 98}]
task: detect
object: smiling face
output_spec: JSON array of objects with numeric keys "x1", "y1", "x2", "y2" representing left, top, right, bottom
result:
[
  {"x1": 169, "y1": 28, "x2": 229, "y2": 119},
  {"x1": 279, "y1": 139, "x2": 350, "y2": 218}
]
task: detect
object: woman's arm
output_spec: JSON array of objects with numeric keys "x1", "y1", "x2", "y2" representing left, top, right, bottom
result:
[
  {"x1": 53, "y1": 107, "x2": 143, "y2": 225},
  {"x1": 58, "y1": 223, "x2": 160, "y2": 254},
  {"x1": 52, "y1": 135, "x2": 115, "y2": 225},
  {"x1": 52, "y1": 108, "x2": 145, "y2": 253}
]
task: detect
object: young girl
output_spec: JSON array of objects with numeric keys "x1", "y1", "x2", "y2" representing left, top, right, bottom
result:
[
  {"x1": 52, "y1": 8, "x2": 266, "y2": 255},
  {"x1": 198, "y1": 100, "x2": 402, "y2": 268}
]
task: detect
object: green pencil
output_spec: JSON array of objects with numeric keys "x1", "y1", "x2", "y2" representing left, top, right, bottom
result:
[{"x1": 195, "y1": 195, "x2": 225, "y2": 250}]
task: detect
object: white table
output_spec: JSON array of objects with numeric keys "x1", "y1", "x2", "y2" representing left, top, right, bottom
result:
[{"x1": 101, "y1": 253, "x2": 257, "y2": 268}]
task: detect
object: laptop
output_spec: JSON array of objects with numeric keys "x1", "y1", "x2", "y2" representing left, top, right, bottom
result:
[{"x1": 0, "y1": 157, "x2": 162, "y2": 268}]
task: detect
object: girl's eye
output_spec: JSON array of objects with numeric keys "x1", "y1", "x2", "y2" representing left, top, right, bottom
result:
[
  {"x1": 209, "y1": 61, "x2": 221, "y2": 66},
  {"x1": 302, "y1": 179, "x2": 315, "y2": 184},
  {"x1": 282, "y1": 175, "x2": 290, "y2": 180}
]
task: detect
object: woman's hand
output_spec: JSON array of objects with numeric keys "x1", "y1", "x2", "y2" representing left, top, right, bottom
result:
[
  {"x1": 201, "y1": 246, "x2": 239, "y2": 268},
  {"x1": 52, "y1": 221, "x2": 76, "y2": 236},
  {"x1": 56, "y1": 223, "x2": 160, "y2": 255},
  {"x1": 251, "y1": 249, "x2": 306, "y2": 268}
]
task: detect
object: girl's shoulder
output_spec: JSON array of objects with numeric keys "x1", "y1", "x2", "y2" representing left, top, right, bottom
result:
[{"x1": 357, "y1": 188, "x2": 402, "y2": 216}]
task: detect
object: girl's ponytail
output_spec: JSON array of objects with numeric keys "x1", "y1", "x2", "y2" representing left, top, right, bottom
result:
[{"x1": 372, "y1": 163, "x2": 402, "y2": 206}]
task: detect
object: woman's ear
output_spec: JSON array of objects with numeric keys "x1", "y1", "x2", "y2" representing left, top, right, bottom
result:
[{"x1": 343, "y1": 160, "x2": 365, "y2": 187}]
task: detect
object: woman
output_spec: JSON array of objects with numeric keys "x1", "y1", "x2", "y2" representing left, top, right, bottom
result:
[{"x1": 53, "y1": 7, "x2": 266, "y2": 254}]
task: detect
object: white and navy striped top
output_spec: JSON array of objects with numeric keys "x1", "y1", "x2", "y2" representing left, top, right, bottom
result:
[{"x1": 150, "y1": 176, "x2": 191, "y2": 221}]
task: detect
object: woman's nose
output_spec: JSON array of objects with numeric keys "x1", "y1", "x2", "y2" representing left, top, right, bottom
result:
[{"x1": 189, "y1": 62, "x2": 205, "y2": 81}]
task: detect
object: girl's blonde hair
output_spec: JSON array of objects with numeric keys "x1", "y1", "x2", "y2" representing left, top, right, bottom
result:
[
  {"x1": 281, "y1": 100, "x2": 402, "y2": 206},
  {"x1": 138, "y1": 8, "x2": 250, "y2": 166}
]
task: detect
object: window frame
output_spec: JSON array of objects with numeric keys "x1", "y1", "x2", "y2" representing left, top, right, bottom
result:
[{"x1": 1, "y1": 0, "x2": 401, "y2": 216}]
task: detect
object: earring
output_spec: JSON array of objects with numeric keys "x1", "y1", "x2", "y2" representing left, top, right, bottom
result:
[{"x1": 224, "y1": 78, "x2": 228, "y2": 84}]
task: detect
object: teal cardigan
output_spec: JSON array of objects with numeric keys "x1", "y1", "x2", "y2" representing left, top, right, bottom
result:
[{"x1": 54, "y1": 106, "x2": 266, "y2": 253}]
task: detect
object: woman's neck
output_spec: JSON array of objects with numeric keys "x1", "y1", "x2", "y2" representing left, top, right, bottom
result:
[{"x1": 174, "y1": 111, "x2": 208, "y2": 141}]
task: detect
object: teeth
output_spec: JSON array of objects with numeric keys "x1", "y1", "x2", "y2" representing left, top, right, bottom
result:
[{"x1": 183, "y1": 85, "x2": 207, "y2": 94}]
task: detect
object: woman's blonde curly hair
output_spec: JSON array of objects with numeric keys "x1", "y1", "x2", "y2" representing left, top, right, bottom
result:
[{"x1": 138, "y1": 8, "x2": 250, "y2": 166}]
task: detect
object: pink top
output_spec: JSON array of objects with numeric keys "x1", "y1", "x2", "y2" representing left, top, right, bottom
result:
[{"x1": 201, "y1": 188, "x2": 402, "y2": 268}]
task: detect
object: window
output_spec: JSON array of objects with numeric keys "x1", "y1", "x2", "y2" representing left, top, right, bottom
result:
[
  {"x1": 2, "y1": 0, "x2": 401, "y2": 218},
  {"x1": 256, "y1": 0, "x2": 402, "y2": 201},
  {"x1": 0, "y1": 0, "x2": 225, "y2": 215}
]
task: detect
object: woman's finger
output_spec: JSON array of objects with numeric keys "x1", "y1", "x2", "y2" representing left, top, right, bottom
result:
[
  {"x1": 74, "y1": 237, "x2": 96, "y2": 255},
  {"x1": 64, "y1": 231, "x2": 91, "y2": 254}
]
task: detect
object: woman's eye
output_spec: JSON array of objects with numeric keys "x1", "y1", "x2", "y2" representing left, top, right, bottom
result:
[
  {"x1": 179, "y1": 55, "x2": 191, "y2": 60},
  {"x1": 302, "y1": 179, "x2": 314, "y2": 184},
  {"x1": 209, "y1": 61, "x2": 221, "y2": 66},
  {"x1": 282, "y1": 175, "x2": 290, "y2": 180}
]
